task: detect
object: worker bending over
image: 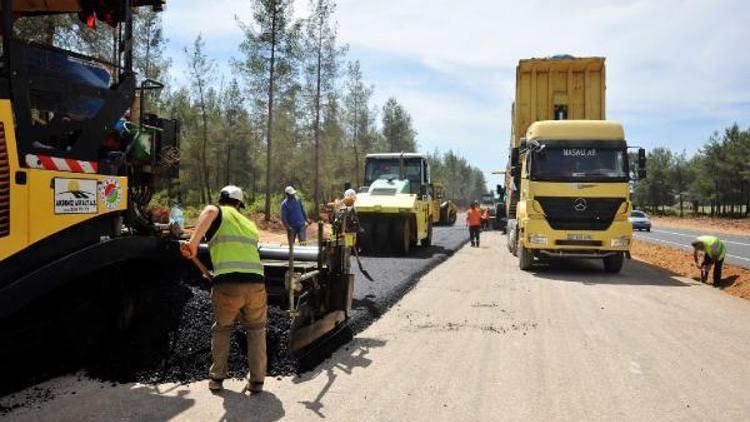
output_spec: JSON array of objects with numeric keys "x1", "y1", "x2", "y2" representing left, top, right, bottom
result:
[
  {"x1": 692, "y1": 235, "x2": 726, "y2": 286},
  {"x1": 181, "y1": 185, "x2": 267, "y2": 394},
  {"x1": 281, "y1": 186, "x2": 309, "y2": 244},
  {"x1": 466, "y1": 200, "x2": 482, "y2": 247}
]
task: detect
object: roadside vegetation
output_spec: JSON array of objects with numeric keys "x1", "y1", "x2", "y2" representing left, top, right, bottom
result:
[
  {"x1": 14, "y1": 1, "x2": 486, "y2": 217},
  {"x1": 633, "y1": 124, "x2": 750, "y2": 218}
]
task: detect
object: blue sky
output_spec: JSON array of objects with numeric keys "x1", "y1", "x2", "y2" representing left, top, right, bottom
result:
[{"x1": 161, "y1": 0, "x2": 750, "y2": 188}]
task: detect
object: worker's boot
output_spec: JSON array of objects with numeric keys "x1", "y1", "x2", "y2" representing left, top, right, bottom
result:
[
  {"x1": 208, "y1": 379, "x2": 223, "y2": 392},
  {"x1": 241, "y1": 381, "x2": 264, "y2": 395}
]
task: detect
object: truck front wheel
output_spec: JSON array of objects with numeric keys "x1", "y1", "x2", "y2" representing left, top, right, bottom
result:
[
  {"x1": 603, "y1": 253, "x2": 625, "y2": 273},
  {"x1": 507, "y1": 223, "x2": 518, "y2": 256},
  {"x1": 519, "y1": 244, "x2": 534, "y2": 270}
]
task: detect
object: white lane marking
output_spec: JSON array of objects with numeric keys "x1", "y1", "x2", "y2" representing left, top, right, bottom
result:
[
  {"x1": 634, "y1": 235, "x2": 750, "y2": 263},
  {"x1": 651, "y1": 229, "x2": 750, "y2": 247}
]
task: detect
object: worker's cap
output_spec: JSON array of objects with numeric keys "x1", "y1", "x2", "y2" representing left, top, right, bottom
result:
[
  {"x1": 284, "y1": 186, "x2": 297, "y2": 195},
  {"x1": 220, "y1": 185, "x2": 245, "y2": 208}
]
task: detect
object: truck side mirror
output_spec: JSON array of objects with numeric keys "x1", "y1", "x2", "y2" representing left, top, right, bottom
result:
[
  {"x1": 638, "y1": 148, "x2": 647, "y2": 179},
  {"x1": 510, "y1": 147, "x2": 519, "y2": 167}
]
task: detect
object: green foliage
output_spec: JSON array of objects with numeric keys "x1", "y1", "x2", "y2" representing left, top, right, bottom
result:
[
  {"x1": 18, "y1": 2, "x2": 488, "y2": 215},
  {"x1": 633, "y1": 123, "x2": 750, "y2": 217},
  {"x1": 382, "y1": 97, "x2": 417, "y2": 152},
  {"x1": 428, "y1": 150, "x2": 487, "y2": 206}
]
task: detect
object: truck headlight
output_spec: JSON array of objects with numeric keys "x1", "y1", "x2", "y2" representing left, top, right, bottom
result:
[
  {"x1": 611, "y1": 236, "x2": 630, "y2": 248},
  {"x1": 528, "y1": 234, "x2": 548, "y2": 245}
]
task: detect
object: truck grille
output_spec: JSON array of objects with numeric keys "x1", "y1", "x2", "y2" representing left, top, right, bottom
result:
[
  {"x1": 0, "y1": 123, "x2": 9, "y2": 237},
  {"x1": 536, "y1": 197, "x2": 623, "y2": 231}
]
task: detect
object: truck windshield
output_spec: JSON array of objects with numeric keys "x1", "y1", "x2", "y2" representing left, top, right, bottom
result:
[
  {"x1": 530, "y1": 142, "x2": 629, "y2": 182},
  {"x1": 365, "y1": 158, "x2": 423, "y2": 186}
]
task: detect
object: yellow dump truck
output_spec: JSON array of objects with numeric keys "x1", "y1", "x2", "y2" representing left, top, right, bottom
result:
[
  {"x1": 355, "y1": 153, "x2": 433, "y2": 255},
  {"x1": 505, "y1": 56, "x2": 646, "y2": 272}
]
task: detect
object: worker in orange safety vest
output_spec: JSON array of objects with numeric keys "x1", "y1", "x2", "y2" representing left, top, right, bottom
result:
[{"x1": 466, "y1": 201, "x2": 482, "y2": 247}]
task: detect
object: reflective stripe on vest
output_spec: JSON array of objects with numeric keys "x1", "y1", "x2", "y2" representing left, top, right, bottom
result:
[
  {"x1": 209, "y1": 206, "x2": 264, "y2": 277},
  {"x1": 697, "y1": 235, "x2": 726, "y2": 261}
]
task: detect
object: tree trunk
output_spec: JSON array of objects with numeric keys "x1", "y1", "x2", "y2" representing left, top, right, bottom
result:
[
  {"x1": 224, "y1": 115, "x2": 234, "y2": 186},
  {"x1": 200, "y1": 101, "x2": 211, "y2": 204},
  {"x1": 352, "y1": 98, "x2": 360, "y2": 186},
  {"x1": 679, "y1": 196, "x2": 684, "y2": 218},
  {"x1": 312, "y1": 12, "x2": 323, "y2": 218},
  {"x1": 264, "y1": 5, "x2": 278, "y2": 221}
]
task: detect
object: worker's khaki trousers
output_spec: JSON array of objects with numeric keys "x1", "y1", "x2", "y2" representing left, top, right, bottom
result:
[{"x1": 209, "y1": 282, "x2": 267, "y2": 384}]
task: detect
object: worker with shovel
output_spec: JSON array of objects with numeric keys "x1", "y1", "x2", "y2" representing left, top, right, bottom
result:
[
  {"x1": 180, "y1": 185, "x2": 267, "y2": 395},
  {"x1": 692, "y1": 235, "x2": 726, "y2": 286}
]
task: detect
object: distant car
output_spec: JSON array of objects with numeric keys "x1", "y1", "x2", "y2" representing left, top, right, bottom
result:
[{"x1": 629, "y1": 210, "x2": 651, "y2": 232}]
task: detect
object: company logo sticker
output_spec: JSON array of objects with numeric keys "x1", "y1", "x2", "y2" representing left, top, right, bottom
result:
[
  {"x1": 55, "y1": 178, "x2": 97, "y2": 214},
  {"x1": 98, "y1": 177, "x2": 123, "y2": 210}
]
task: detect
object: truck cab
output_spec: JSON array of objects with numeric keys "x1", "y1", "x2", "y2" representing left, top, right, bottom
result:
[{"x1": 510, "y1": 120, "x2": 644, "y2": 272}]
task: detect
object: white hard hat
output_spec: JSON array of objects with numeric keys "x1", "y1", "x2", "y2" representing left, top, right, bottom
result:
[
  {"x1": 220, "y1": 185, "x2": 244, "y2": 207},
  {"x1": 284, "y1": 186, "x2": 297, "y2": 195},
  {"x1": 344, "y1": 188, "x2": 357, "y2": 199}
]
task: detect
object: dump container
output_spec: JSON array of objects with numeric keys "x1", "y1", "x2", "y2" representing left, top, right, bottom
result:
[{"x1": 511, "y1": 56, "x2": 606, "y2": 148}]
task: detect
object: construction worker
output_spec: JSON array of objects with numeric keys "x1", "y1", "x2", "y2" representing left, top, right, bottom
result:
[
  {"x1": 466, "y1": 200, "x2": 482, "y2": 247},
  {"x1": 180, "y1": 185, "x2": 267, "y2": 394},
  {"x1": 281, "y1": 186, "x2": 309, "y2": 244},
  {"x1": 692, "y1": 235, "x2": 726, "y2": 286},
  {"x1": 481, "y1": 207, "x2": 490, "y2": 229}
]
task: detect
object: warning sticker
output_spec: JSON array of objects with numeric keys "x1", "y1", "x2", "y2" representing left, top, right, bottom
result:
[{"x1": 54, "y1": 178, "x2": 98, "y2": 214}]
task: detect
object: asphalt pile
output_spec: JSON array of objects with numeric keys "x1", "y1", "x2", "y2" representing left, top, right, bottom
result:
[{"x1": 85, "y1": 279, "x2": 297, "y2": 385}]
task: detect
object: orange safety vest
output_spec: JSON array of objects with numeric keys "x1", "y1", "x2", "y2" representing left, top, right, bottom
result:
[{"x1": 467, "y1": 208, "x2": 482, "y2": 226}]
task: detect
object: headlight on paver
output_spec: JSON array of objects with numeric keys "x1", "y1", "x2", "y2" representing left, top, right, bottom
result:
[
  {"x1": 611, "y1": 236, "x2": 630, "y2": 248},
  {"x1": 528, "y1": 234, "x2": 548, "y2": 245}
]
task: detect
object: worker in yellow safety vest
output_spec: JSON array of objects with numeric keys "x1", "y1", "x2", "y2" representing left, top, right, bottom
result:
[
  {"x1": 181, "y1": 185, "x2": 266, "y2": 394},
  {"x1": 691, "y1": 235, "x2": 726, "y2": 286}
]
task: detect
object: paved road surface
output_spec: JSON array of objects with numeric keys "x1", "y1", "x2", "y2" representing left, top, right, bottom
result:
[
  {"x1": 4, "y1": 231, "x2": 750, "y2": 421},
  {"x1": 350, "y1": 221, "x2": 469, "y2": 332},
  {"x1": 635, "y1": 226, "x2": 750, "y2": 268}
]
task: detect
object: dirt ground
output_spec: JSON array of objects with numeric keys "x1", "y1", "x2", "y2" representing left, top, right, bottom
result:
[
  {"x1": 175, "y1": 210, "x2": 330, "y2": 245},
  {"x1": 631, "y1": 239, "x2": 750, "y2": 300},
  {"x1": 652, "y1": 216, "x2": 750, "y2": 236},
  {"x1": 249, "y1": 213, "x2": 329, "y2": 244}
]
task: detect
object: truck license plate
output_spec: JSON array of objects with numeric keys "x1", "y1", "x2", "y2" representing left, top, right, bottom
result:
[{"x1": 567, "y1": 234, "x2": 592, "y2": 241}]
